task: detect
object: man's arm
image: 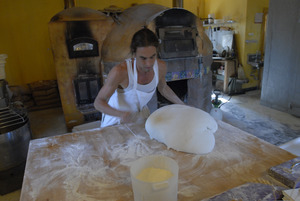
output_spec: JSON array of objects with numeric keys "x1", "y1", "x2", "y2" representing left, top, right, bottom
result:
[
  {"x1": 157, "y1": 60, "x2": 185, "y2": 105},
  {"x1": 93, "y1": 62, "x2": 134, "y2": 122}
]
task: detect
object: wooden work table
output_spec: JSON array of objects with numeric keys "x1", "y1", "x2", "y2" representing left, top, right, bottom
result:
[{"x1": 20, "y1": 121, "x2": 296, "y2": 201}]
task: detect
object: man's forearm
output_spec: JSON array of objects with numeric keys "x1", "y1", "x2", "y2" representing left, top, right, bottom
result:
[
  {"x1": 94, "y1": 99, "x2": 137, "y2": 123},
  {"x1": 94, "y1": 100, "x2": 125, "y2": 118},
  {"x1": 158, "y1": 85, "x2": 185, "y2": 105}
]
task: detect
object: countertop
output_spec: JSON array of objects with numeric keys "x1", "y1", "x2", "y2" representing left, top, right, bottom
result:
[{"x1": 20, "y1": 120, "x2": 296, "y2": 201}]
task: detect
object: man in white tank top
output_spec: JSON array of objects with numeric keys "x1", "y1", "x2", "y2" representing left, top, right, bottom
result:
[{"x1": 94, "y1": 28, "x2": 184, "y2": 127}]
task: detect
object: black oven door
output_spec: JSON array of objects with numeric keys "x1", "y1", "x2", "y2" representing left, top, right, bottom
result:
[{"x1": 158, "y1": 27, "x2": 198, "y2": 59}]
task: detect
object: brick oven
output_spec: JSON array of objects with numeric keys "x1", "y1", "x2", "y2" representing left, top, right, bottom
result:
[
  {"x1": 48, "y1": 7, "x2": 113, "y2": 130},
  {"x1": 49, "y1": 4, "x2": 213, "y2": 130},
  {"x1": 101, "y1": 4, "x2": 213, "y2": 113}
]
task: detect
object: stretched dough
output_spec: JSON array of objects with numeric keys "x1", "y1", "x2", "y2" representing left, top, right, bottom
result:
[{"x1": 145, "y1": 104, "x2": 218, "y2": 154}]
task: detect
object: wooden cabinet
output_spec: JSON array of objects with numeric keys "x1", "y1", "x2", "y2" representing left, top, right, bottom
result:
[{"x1": 212, "y1": 59, "x2": 237, "y2": 93}]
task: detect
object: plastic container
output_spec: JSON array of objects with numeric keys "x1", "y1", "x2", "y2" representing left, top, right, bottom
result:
[
  {"x1": 210, "y1": 107, "x2": 223, "y2": 120},
  {"x1": 208, "y1": 13, "x2": 215, "y2": 24},
  {"x1": 130, "y1": 155, "x2": 179, "y2": 201}
]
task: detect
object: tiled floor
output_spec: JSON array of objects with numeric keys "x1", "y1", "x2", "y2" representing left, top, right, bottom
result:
[
  {"x1": 220, "y1": 90, "x2": 300, "y2": 146},
  {"x1": 1, "y1": 89, "x2": 299, "y2": 200},
  {"x1": 28, "y1": 106, "x2": 68, "y2": 139},
  {"x1": 0, "y1": 190, "x2": 20, "y2": 201}
]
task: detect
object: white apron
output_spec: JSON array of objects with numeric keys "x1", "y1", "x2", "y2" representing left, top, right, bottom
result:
[{"x1": 101, "y1": 58, "x2": 159, "y2": 127}]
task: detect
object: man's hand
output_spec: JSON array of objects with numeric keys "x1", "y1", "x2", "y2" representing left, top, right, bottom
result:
[{"x1": 120, "y1": 111, "x2": 138, "y2": 124}]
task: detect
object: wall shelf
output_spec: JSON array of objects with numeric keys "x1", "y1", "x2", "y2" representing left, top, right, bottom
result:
[{"x1": 203, "y1": 22, "x2": 236, "y2": 27}]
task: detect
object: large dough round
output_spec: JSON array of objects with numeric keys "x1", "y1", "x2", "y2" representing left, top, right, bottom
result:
[{"x1": 145, "y1": 104, "x2": 218, "y2": 154}]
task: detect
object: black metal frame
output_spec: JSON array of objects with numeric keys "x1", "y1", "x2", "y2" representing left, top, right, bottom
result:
[
  {"x1": 73, "y1": 76, "x2": 101, "y2": 105},
  {"x1": 158, "y1": 27, "x2": 198, "y2": 59}
]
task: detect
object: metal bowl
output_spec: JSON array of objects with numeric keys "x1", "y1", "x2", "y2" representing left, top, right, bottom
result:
[{"x1": 0, "y1": 107, "x2": 31, "y2": 171}]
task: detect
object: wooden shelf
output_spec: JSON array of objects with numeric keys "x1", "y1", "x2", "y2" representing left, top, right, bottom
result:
[
  {"x1": 212, "y1": 59, "x2": 237, "y2": 93},
  {"x1": 203, "y1": 22, "x2": 236, "y2": 27}
]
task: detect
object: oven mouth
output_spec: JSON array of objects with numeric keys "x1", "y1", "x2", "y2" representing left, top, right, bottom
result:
[
  {"x1": 67, "y1": 37, "x2": 99, "y2": 59},
  {"x1": 73, "y1": 75, "x2": 101, "y2": 106},
  {"x1": 155, "y1": 9, "x2": 198, "y2": 59},
  {"x1": 157, "y1": 79, "x2": 187, "y2": 107},
  {"x1": 158, "y1": 26, "x2": 198, "y2": 59}
]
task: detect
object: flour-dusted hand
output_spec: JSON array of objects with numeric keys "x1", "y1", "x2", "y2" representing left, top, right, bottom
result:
[
  {"x1": 120, "y1": 111, "x2": 139, "y2": 124},
  {"x1": 121, "y1": 109, "x2": 150, "y2": 124}
]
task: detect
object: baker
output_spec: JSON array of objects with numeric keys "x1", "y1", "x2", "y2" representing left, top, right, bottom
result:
[{"x1": 94, "y1": 27, "x2": 184, "y2": 127}]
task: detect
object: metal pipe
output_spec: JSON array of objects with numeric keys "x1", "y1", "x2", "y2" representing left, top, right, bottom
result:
[
  {"x1": 173, "y1": 0, "x2": 183, "y2": 8},
  {"x1": 64, "y1": 0, "x2": 75, "y2": 9}
]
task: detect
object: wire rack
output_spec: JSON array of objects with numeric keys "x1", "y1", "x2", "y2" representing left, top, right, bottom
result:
[{"x1": 0, "y1": 107, "x2": 28, "y2": 131}]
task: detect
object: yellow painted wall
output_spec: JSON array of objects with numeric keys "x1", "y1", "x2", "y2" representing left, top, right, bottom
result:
[
  {"x1": 1, "y1": 0, "x2": 268, "y2": 88},
  {"x1": 0, "y1": 0, "x2": 172, "y2": 86},
  {"x1": 183, "y1": 0, "x2": 204, "y2": 17},
  {"x1": 203, "y1": 0, "x2": 247, "y2": 71},
  {"x1": 243, "y1": 0, "x2": 269, "y2": 88},
  {"x1": 203, "y1": 0, "x2": 269, "y2": 88},
  {"x1": 0, "y1": 0, "x2": 64, "y2": 85}
]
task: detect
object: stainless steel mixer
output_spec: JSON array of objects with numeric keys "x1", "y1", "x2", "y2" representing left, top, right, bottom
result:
[{"x1": 0, "y1": 79, "x2": 32, "y2": 194}]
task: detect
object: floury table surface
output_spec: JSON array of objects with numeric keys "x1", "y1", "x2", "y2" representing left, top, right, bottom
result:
[{"x1": 20, "y1": 121, "x2": 296, "y2": 201}]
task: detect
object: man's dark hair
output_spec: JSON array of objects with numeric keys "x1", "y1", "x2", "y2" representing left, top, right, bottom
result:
[{"x1": 130, "y1": 27, "x2": 159, "y2": 54}]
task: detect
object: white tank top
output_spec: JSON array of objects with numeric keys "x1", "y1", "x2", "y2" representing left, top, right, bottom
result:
[
  {"x1": 137, "y1": 76, "x2": 156, "y2": 92},
  {"x1": 101, "y1": 58, "x2": 159, "y2": 127}
]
